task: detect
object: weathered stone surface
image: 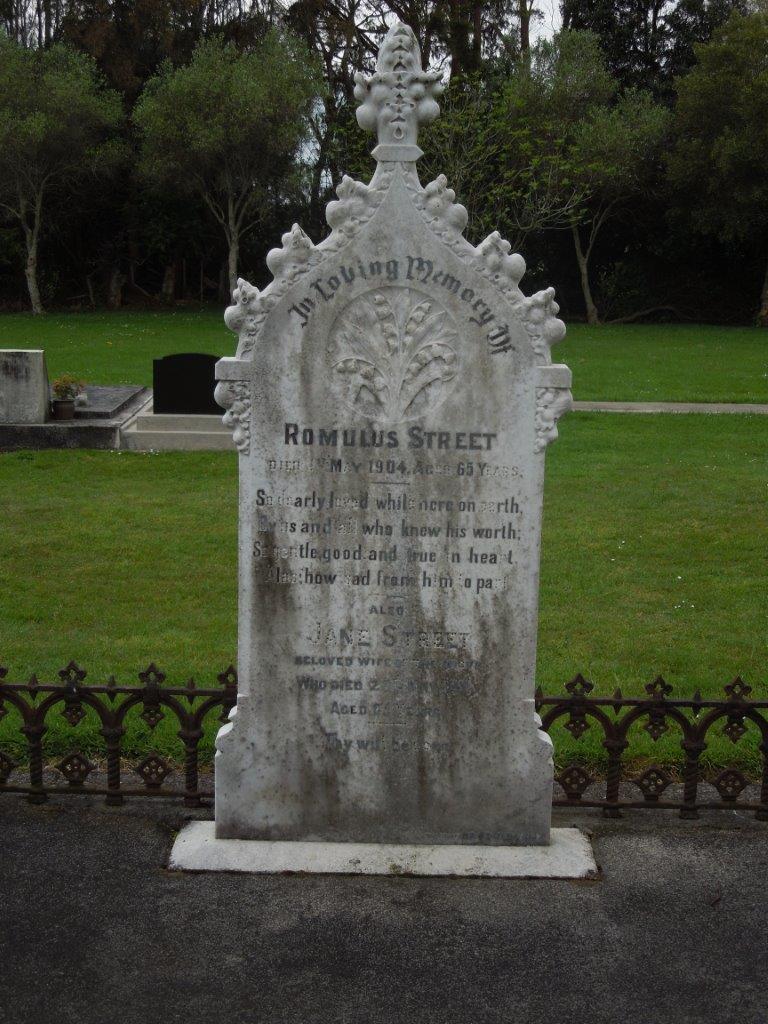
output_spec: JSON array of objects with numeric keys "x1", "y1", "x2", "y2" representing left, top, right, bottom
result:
[
  {"x1": 169, "y1": 822, "x2": 598, "y2": 878},
  {"x1": 0, "y1": 350, "x2": 48, "y2": 423},
  {"x1": 214, "y1": 22, "x2": 571, "y2": 848}
]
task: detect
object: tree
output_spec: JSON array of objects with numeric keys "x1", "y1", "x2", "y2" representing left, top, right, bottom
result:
[
  {"x1": 284, "y1": 0, "x2": 381, "y2": 232},
  {"x1": 1, "y1": 0, "x2": 65, "y2": 47},
  {"x1": 668, "y1": 11, "x2": 768, "y2": 324},
  {"x1": 283, "y1": 0, "x2": 532, "y2": 237},
  {"x1": 133, "y1": 32, "x2": 321, "y2": 293},
  {"x1": 568, "y1": 89, "x2": 670, "y2": 322},
  {"x1": 420, "y1": 31, "x2": 616, "y2": 251},
  {"x1": 422, "y1": 30, "x2": 668, "y2": 322},
  {"x1": 665, "y1": 0, "x2": 749, "y2": 82},
  {"x1": 60, "y1": 0, "x2": 281, "y2": 107},
  {"x1": 0, "y1": 36, "x2": 122, "y2": 313},
  {"x1": 561, "y1": 0, "x2": 747, "y2": 98},
  {"x1": 485, "y1": 31, "x2": 668, "y2": 324},
  {"x1": 561, "y1": 0, "x2": 672, "y2": 92}
]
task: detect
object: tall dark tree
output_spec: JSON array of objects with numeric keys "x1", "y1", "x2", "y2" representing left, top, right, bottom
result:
[
  {"x1": 1, "y1": 0, "x2": 66, "y2": 46},
  {"x1": 561, "y1": 0, "x2": 745, "y2": 97},
  {"x1": 665, "y1": 0, "x2": 748, "y2": 78},
  {"x1": 0, "y1": 36, "x2": 122, "y2": 312},
  {"x1": 668, "y1": 11, "x2": 768, "y2": 324},
  {"x1": 561, "y1": 0, "x2": 669, "y2": 92},
  {"x1": 60, "y1": 0, "x2": 279, "y2": 106},
  {"x1": 134, "y1": 33, "x2": 321, "y2": 292}
]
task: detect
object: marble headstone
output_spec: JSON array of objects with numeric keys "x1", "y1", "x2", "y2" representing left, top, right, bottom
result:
[
  {"x1": 0, "y1": 349, "x2": 49, "y2": 423},
  {"x1": 214, "y1": 23, "x2": 571, "y2": 847}
]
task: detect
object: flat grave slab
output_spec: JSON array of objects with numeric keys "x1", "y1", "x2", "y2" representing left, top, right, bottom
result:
[{"x1": 73, "y1": 385, "x2": 145, "y2": 419}]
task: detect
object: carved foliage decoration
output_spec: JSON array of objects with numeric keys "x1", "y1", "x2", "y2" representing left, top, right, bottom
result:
[
  {"x1": 519, "y1": 289, "x2": 567, "y2": 361},
  {"x1": 402, "y1": 166, "x2": 566, "y2": 365},
  {"x1": 224, "y1": 278, "x2": 262, "y2": 358},
  {"x1": 265, "y1": 224, "x2": 314, "y2": 283},
  {"x1": 214, "y1": 380, "x2": 251, "y2": 455},
  {"x1": 475, "y1": 231, "x2": 526, "y2": 288},
  {"x1": 535, "y1": 387, "x2": 573, "y2": 453},
  {"x1": 328, "y1": 288, "x2": 459, "y2": 423},
  {"x1": 326, "y1": 176, "x2": 381, "y2": 242},
  {"x1": 422, "y1": 175, "x2": 468, "y2": 235}
]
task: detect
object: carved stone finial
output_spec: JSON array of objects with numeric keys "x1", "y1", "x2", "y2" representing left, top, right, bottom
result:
[
  {"x1": 354, "y1": 21, "x2": 443, "y2": 162},
  {"x1": 266, "y1": 224, "x2": 315, "y2": 282}
]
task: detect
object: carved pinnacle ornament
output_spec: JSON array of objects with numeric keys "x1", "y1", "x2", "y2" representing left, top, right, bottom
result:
[{"x1": 354, "y1": 21, "x2": 443, "y2": 162}]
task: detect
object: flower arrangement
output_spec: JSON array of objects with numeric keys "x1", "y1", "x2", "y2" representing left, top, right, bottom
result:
[{"x1": 51, "y1": 374, "x2": 86, "y2": 400}]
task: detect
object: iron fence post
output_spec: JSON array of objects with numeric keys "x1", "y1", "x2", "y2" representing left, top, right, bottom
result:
[{"x1": 602, "y1": 738, "x2": 629, "y2": 817}]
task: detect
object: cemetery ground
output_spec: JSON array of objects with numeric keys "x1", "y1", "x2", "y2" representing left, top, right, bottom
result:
[
  {"x1": 1, "y1": 411, "x2": 765, "y2": 776},
  {"x1": 1, "y1": 309, "x2": 767, "y2": 403},
  {"x1": 3, "y1": 792, "x2": 767, "y2": 1024}
]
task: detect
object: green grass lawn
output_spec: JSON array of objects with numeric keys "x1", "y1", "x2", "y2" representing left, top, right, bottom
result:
[
  {"x1": 0, "y1": 311, "x2": 766, "y2": 402},
  {"x1": 0, "y1": 309, "x2": 230, "y2": 388},
  {"x1": 1, "y1": 412, "x2": 766, "y2": 772},
  {"x1": 566, "y1": 322, "x2": 768, "y2": 403}
]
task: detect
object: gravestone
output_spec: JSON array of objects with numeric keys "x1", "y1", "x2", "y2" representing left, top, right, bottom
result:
[
  {"x1": 0, "y1": 350, "x2": 49, "y2": 423},
  {"x1": 171, "y1": 23, "x2": 592, "y2": 876},
  {"x1": 152, "y1": 352, "x2": 220, "y2": 414}
]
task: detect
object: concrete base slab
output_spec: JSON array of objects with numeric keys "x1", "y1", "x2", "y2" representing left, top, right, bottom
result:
[
  {"x1": 121, "y1": 404, "x2": 235, "y2": 450},
  {"x1": 168, "y1": 821, "x2": 597, "y2": 878},
  {"x1": 121, "y1": 428, "x2": 235, "y2": 451},
  {"x1": 134, "y1": 412, "x2": 230, "y2": 432}
]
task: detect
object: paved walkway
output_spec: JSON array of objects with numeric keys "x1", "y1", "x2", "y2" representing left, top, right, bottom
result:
[
  {"x1": 573, "y1": 400, "x2": 768, "y2": 414},
  {"x1": 2, "y1": 796, "x2": 767, "y2": 1024}
]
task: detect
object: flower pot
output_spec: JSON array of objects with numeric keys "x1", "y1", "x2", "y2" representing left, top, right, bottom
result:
[{"x1": 52, "y1": 399, "x2": 76, "y2": 420}]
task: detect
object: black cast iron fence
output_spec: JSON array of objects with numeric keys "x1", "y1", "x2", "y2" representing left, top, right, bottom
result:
[{"x1": 0, "y1": 664, "x2": 766, "y2": 819}]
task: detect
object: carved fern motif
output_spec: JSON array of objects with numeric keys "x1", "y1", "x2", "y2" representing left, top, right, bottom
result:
[{"x1": 327, "y1": 288, "x2": 460, "y2": 423}]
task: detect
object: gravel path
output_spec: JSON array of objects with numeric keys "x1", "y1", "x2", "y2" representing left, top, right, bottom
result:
[{"x1": 2, "y1": 796, "x2": 766, "y2": 1024}]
